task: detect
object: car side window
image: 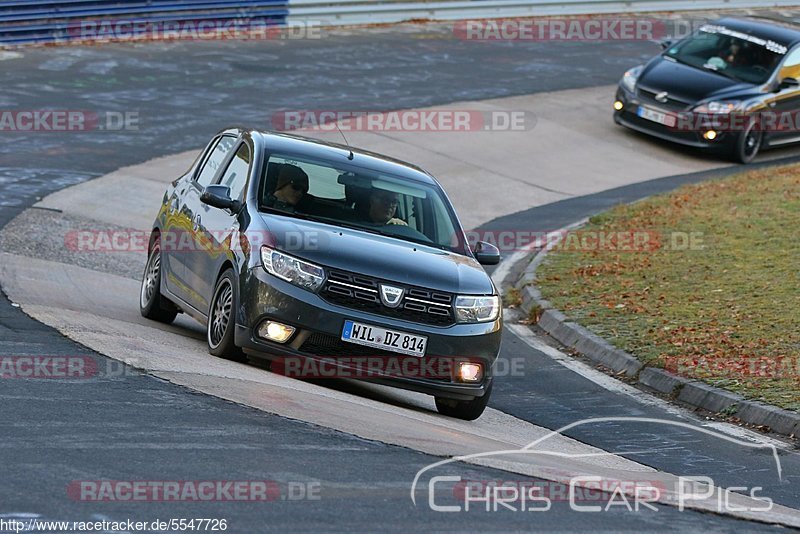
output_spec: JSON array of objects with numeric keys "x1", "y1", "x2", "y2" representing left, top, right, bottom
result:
[
  {"x1": 778, "y1": 47, "x2": 800, "y2": 81},
  {"x1": 195, "y1": 135, "x2": 237, "y2": 187},
  {"x1": 217, "y1": 143, "x2": 251, "y2": 201}
]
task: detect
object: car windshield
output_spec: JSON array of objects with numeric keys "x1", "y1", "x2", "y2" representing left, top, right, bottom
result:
[
  {"x1": 258, "y1": 153, "x2": 465, "y2": 252},
  {"x1": 664, "y1": 24, "x2": 787, "y2": 84}
]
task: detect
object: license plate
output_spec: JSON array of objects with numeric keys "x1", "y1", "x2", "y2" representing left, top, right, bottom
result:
[
  {"x1": 341, "y1": 320, "x2": 427, "y2": 357},
  {"x1": 637, "y1": 106, "x2": 676, "y2": 127}
]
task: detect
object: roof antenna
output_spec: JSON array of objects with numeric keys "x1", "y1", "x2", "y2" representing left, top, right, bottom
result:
[{"x1": 334, "y1": 121, "x2": 355, "y2": 160}]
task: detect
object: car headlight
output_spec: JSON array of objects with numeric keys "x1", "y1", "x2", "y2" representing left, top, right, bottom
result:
[
  {"x1": 454, "y1": 295, "x2": 500, "y2": 323},
  {"x1": 261, "y1": 246, "x2": 325, "y2": 292},
  {"x1": 693, "y1": 101, "x2": 743, "y2": 114},
  {"x1": 621, "y1": 66, "x2": 643, "y2": 93}
]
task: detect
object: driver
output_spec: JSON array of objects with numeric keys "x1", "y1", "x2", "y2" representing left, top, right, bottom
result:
[
  {"x1": 722, "y1": 41, "x2": 742, "y2": 65},
  {"x1": 718, "y1": 40, "x2": 753, "y2": 68},
  {"x1": 366, "y1": 188, "x2": 407, "y2": 226},
  {"x1": 271, "y1": 165, "x2": 309, "y2": 212}
]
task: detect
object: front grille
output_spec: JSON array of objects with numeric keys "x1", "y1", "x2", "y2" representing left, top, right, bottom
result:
[
  {"x1": 637, "y1": 87, "x2": 693, "y2": 112},
  {"x1": 320, "y1": 269, "x2": 455, "y2": 326},
  {"x1": 299, "y1": 333, "x2": 452, "y2": 382},
  {"x1": 300, "y1": 332, "x2": 397, "y2": 358}
]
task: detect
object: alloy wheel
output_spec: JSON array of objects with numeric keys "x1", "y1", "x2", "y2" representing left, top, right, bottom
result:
[{"x1": 208, "y1": 280, "x2": 233, "y2": 349}]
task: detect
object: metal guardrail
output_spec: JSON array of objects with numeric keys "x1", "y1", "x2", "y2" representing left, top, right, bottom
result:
[
  {"x1": 2, "y1": 0, "x2": 800, "y2": 45},
  {"x1": 287, "y1": 0, "x2": 800, "y2": 25}
]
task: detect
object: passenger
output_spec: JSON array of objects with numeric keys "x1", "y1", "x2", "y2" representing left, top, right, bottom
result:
[
  {"x1": 365, "y1": 188, "x2": 407, "y2": 226},
  {"x1": 719, "y1": 40, "x2": 752, "y2": 68},
  {"x1": 271, "y1": 165, "x2": 309, "y2": 212}
]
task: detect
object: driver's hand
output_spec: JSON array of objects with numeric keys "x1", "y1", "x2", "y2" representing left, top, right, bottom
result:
[{"x1": 387, "y1": 217, "x2": 408, "y2": 226}]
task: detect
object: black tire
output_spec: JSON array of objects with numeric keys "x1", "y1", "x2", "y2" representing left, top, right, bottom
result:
[
  {"x1": 435, "y1": 382, "x2": 492, "y2": 421},
  {"x1": 730, "y1": 120, "x2": 762, "y2": 164},
  {"x1": 207, "y1": 268, "x2": 244, "y2": 361},
  {"x1": 140, "y1": 238, "x2": 178, "y2": 324}
]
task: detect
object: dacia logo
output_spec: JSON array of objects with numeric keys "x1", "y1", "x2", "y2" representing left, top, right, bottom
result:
[{"x1": 379, "y1": 284, "x2": 405, "y2": 308}]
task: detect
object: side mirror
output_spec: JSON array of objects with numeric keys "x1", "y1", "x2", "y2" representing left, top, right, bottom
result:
[
  {"x1": 201, "y1": 185, "x2": 241, "y2": 212},
  {"x1": 659, "y1": 39, "x2": 673, "y2": 50},
  {"x1": 778, "y1": 77, "x2": 799, "y2": 91},
  {"x1": 473, "y1": 241, "x2": 500, "y2": 266}
]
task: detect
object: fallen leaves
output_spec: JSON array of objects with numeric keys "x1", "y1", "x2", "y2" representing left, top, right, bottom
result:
[{"x1": 536, "y1": 162, "x2": 800, "y2": 412}]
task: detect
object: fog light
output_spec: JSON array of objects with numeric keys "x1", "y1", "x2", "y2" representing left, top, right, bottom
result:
[
  {"x1": 703, "y1": 130, "x2": 717, "y2": 140},
  {"x1": 456, "y1": 362, "x2": 483, "y2": 383},
  {"x1": 258, "y1": 321, "x2": 295, "y2": 343},
  {"x1": 613, "y1": 100, "x2": 624, "y2": 111}
]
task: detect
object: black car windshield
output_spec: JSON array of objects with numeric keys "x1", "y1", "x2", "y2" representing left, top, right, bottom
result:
[
  {"x1": 664, "y1": 24, "x2": 787, "y2": 84},
  {"x1": 258, "y1": 153, "x2": 465, "y2": 252}
]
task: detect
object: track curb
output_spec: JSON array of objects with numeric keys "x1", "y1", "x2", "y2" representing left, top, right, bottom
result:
[{"x1": 512, "y1": 222, "x2": 800, "y2": 439}]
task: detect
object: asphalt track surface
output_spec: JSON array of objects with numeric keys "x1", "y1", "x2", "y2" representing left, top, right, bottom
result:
[{"x1": 1, "y1": 22, "x2": 799, "y2": 532}]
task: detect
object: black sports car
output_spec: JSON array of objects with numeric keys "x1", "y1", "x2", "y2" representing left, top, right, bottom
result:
[
  {"x1": 614, "y1": 17, "x2": 800, "y2": 163},
  {"x1": 139, "y1": 128, "x2": 502, "y2": 420}
]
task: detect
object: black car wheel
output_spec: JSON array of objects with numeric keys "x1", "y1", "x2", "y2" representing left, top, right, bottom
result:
[
  {"x1": 140, "y1": 238, "x2": 178, "y2": 324},
  {"x1": 207, "y1": 269, "x2": 244, "y2": 360},
  {"x1": 731, "y1": 120, "x2": 762, "y2": 164},
  {"x1": 435, "y1": 382, "x2": 492, "y2": 421}
]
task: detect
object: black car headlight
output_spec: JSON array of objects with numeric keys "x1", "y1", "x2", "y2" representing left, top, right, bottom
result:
[
  {"x1": 621, "y1": 65, "x2": 643, "y2": 93},
  {"x1": 261, "y1": 246, "x2": 325, "y2": 292},
  {"x1": 692, "y1": 101, "x2": 743, "y2": 114},
  {"x1": 454, "y1": 295, "x2": 500, "y2": 323}
]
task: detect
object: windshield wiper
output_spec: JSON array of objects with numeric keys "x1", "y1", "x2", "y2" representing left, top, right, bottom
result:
[
  {"x1": 702, "y1": 64, "x2": 740, "y2": 82},
  {"x1": 663, "y1": 54, "x2": 691, "y2": 67},
  {"x1": 401, "y1": 237, "x2": 450, "y2": 252},
  {"x1": 340, "y1": 222, "x2": 454, "y2": 251},
  {"x1": 665, "y1": 54, "x2": 744, "y2": 83},
  {"x1": 328, "y1": 220, "x2": 386, "y2": 236},
  {"x1": 262, "y1": 208, "x2": 393, "y2": 236}
]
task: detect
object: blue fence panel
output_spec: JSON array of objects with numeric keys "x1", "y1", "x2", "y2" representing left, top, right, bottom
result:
[{"x1": 0, "y1": 0, "x2": 290, "y2": 45}]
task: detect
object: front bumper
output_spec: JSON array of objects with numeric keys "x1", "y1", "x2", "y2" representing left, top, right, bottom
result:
[
  {"x1": 234, "y1": 266, "x2": 502, "y2": 400},
  {"x1": 613, "y1": 87, "x2": 737, "y2": 151}
]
